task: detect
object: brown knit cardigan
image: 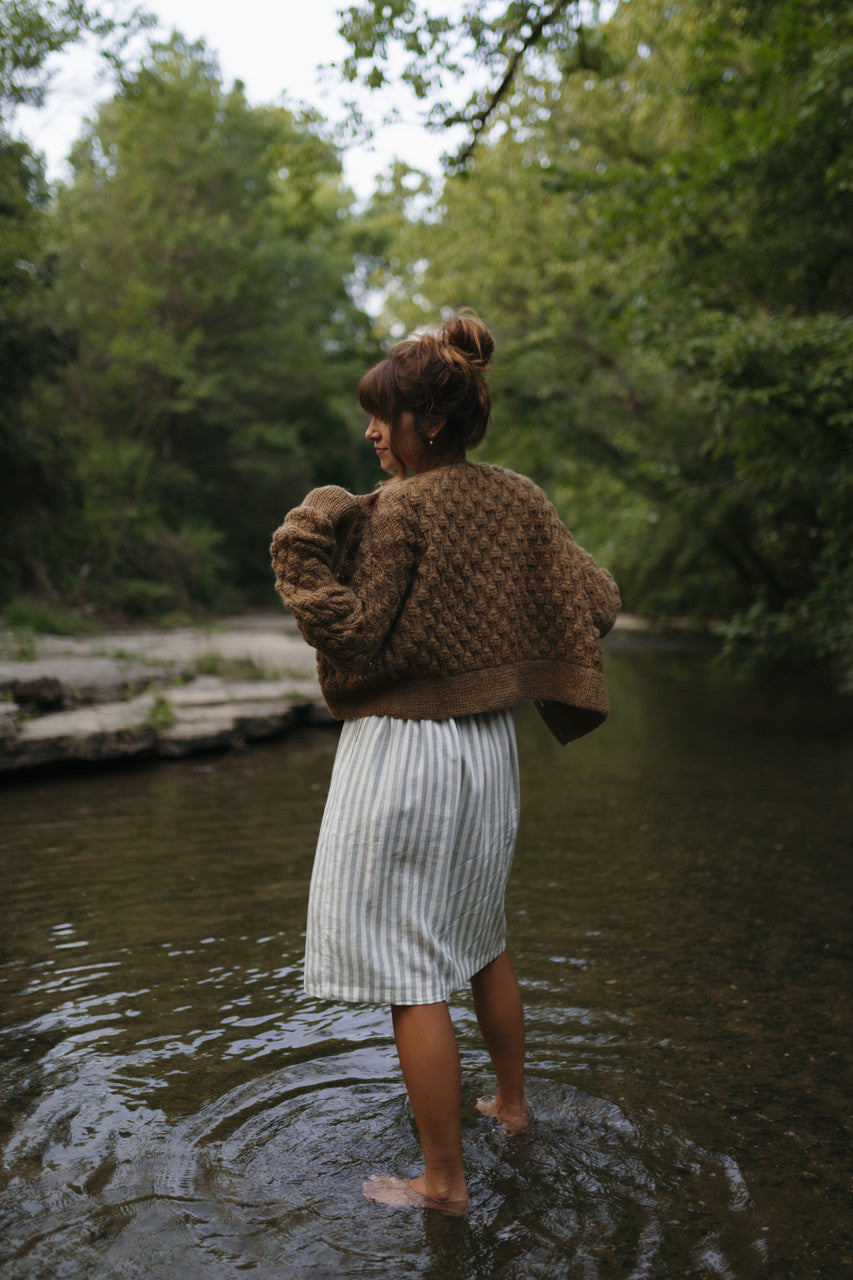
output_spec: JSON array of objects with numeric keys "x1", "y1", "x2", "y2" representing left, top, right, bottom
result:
[{"x1": 270, "y1": 460, "x2": 620, "y2": 743}]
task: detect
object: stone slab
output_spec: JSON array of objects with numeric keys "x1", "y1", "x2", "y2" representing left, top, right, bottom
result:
[
  {"x1": 0, "y1": 657, "x2": 174, "y2": 710},
  {"x1": 2, "y1": 692, "x2": 158, "y2": 768},
  {"x1": 0, "y1": 674, "x2": 332, "y2": 773},
  {"x1": 33, "y1": 612, "x2": 317, "y2": 680}
]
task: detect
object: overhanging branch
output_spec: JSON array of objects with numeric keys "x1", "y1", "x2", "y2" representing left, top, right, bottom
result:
[{"x1": 445, "y1": 0, "x2": 579, "y2": 169}]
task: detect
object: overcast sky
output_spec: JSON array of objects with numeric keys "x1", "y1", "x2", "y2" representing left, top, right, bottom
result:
[{"x1": 14, "y1": 0, "x2": 462, "y2": 197}]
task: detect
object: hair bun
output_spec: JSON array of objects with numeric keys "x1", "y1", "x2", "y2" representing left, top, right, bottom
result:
[{"x1": 439, "y1": 311, "x2": 495, "y2": 370}]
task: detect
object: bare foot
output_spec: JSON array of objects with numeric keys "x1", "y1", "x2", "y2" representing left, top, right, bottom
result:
[
  {"x1": 362, "y1": 1175, "x2": 470, "y2": 1216},
  {"x1": 476, "y1": 1095, "x2": 531, "y2": 1134}
]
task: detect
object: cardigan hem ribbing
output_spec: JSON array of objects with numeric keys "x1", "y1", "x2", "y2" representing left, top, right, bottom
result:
[{"x1": 320, "y1": 658, "x2": 609, "y2": 743}]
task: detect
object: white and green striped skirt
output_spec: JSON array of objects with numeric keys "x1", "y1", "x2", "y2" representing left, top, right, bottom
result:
[{"x1": 304, "y1": 709, "x2": 520, "y2": 1005}]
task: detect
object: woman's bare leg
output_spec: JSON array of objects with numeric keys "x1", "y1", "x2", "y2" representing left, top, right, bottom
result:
[
  {"x1": 363, "y1": 1001, "x2": 470, "y2": 1214},
  {"x1": 471, "y1": 950, "x2": 530, "y2": 1132}
]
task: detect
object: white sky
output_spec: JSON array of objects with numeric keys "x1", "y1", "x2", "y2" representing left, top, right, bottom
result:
[{"x1": 13, "y1": 0, "x2": 466, "y2": 198}]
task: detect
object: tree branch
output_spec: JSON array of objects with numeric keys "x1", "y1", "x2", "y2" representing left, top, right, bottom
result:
[
  {"x1": 569, "y1": 330, "x2": 647, "y2": 419},
  {"x1": 445, "y1": 0, "x2": 578, "y2": 169}
]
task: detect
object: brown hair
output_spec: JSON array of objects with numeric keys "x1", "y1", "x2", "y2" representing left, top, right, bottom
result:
[{"x1": 357, "y1": 310, "x2": 495, "y2": 474}]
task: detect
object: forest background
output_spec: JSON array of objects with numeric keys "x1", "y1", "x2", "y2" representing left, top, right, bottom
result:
[{"x1": 1, "y1": 0, "x2": 851, "y2": 686}]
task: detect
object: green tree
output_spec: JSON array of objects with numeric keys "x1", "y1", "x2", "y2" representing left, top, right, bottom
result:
[
  {"x1": 0, "y1": 1, "x2": 151, "y2": 601},
  {"x1": 0, "y1": 131, "x2": 70, "y2": 600},
  {"x1": 50, "y1": 34, "x2": 376, "y2": 611}
]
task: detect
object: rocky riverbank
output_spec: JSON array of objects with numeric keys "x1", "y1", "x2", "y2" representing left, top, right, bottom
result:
[{"x1": 0, "y1": 612, "x2": 332, "y2": 775}]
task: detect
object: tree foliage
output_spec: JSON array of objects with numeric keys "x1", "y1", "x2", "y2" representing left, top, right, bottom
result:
[
  {"x1": 0, "y1": 0, "x2": 152, "y2": 114},
  {"x1": 0, "y1": 1, "x2": 153, "y2": 600},
  {"x1": 337, "y1": 0, "x2": 610, "y2": 167},
  {"x1": 40, "y1": 34, "x2": 376, "y2": 611},
  {"x1": 2, "y1": 16, "x2": 380, "y2": 618}
]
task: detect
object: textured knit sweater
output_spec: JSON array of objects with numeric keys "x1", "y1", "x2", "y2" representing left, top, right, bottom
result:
[{"x1": 270, "y1": 460, "x2": 620, "y2": 743}]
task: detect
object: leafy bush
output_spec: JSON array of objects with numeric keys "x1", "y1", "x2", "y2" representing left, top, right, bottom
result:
[{"x1": 1, "y1": 597, "x2": 93, "y2": 636}]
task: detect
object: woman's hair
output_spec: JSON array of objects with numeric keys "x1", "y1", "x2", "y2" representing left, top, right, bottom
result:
[{"x1": 357, "y1": 310, "x2": 495, "y2": 472}]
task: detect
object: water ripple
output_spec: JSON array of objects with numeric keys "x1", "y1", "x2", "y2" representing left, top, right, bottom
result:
[{"x1": 1, "y1": 1035, "x2": 772, "y2": 1280}]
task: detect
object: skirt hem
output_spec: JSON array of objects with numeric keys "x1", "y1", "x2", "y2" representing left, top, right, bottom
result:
[{"x1": 303, "y1": 941, "x2": 508, "y2": 1007}]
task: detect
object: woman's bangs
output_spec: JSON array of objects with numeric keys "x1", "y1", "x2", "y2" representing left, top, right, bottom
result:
[{"x1": 357, "y1": 359, "x2": 399, "y2": 424}]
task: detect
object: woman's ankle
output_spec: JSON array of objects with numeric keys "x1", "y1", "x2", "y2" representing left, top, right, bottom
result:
[
  {"x1": 363, "y1": 1174, "x2": 470, "y2": 1215},
  {"x1": 476, "y1": 1092, "x2": 531, "y2": 1133},
  {"x1": 417, "y1": 1168, "x2": 468, "y2": 1201}
]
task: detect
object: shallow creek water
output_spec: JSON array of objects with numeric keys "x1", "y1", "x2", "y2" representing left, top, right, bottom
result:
[{"x1": 0, "y1": 649, "x2": 850, "y2": 1279}]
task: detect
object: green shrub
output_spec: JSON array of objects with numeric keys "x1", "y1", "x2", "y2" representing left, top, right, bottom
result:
[
  {"x1": 2, "y1": 597, "x2": 93, "y2": 636},
  {"x1": 146, "y1": 694, "x2": 177, "y2": 731},
  {"x1": 113, "y1": 580, "x2": 183, "y2": 619}
]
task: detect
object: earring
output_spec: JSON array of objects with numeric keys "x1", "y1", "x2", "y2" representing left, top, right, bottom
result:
[{"x1": 428, "y1": 436, "x2": 435, "y2": 447}]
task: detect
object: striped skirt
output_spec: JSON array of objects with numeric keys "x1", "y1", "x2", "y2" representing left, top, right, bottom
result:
[{"x1": 304, "y1": 709, "x2": 520, "y2": 1005}]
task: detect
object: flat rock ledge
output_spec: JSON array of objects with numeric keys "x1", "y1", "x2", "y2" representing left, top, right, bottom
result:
[{"x1": 0, "y1": 614, "x2": 332, "y2": 775}]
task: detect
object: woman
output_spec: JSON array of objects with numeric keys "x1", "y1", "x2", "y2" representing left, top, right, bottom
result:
[{"x1": 270, "y1": 312, "x2": 620, "y2": 1214}]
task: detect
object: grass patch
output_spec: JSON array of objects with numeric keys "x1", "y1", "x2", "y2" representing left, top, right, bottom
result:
[
  {"x1": 192, "y1": 653, "x2": 272, "y2": 681},
  {"x1": 1, "y1": 597, "x2": 95, "y2": 637},
  {"x1": 0, "y1": 597, "x2": 96, "y2": 663},
  {"x1": 146, "y1": 694, "x2": 177, "y2": 731}
]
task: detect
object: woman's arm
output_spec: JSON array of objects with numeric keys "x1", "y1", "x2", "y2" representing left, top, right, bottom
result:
[{"x1": 270, "y1": 485, "x2": 420, "y2": 673}]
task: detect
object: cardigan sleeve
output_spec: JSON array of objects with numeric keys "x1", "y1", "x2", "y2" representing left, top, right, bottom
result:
[
  {"x1": 270, "y1": 485, "x2": 421, "y2": 673},
  {"x1": 573, "y1": 542, "x2": 621, "y2": 637},
  {"x1": 528, "y1": 474, "x2": 621, "y2": 638}
]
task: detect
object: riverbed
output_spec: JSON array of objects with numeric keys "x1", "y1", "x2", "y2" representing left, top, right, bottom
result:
[{"x1": 0, "y1": 649, "x2": 850, "y2": 1278}]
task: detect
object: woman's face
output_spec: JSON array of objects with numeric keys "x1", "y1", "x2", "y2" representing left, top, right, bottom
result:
[{"x1": 365, "y1": 412, "x2": 424, "y2": 474}]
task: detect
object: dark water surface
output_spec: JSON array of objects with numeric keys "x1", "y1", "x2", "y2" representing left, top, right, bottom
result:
[{"x1": 1, "y1": 650, "x2": 850, "y2": 1279}]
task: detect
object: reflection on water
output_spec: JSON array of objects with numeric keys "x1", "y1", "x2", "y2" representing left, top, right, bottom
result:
[{"x1": 1, "y1": 651, "x2": 850, "y2": 1278}]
